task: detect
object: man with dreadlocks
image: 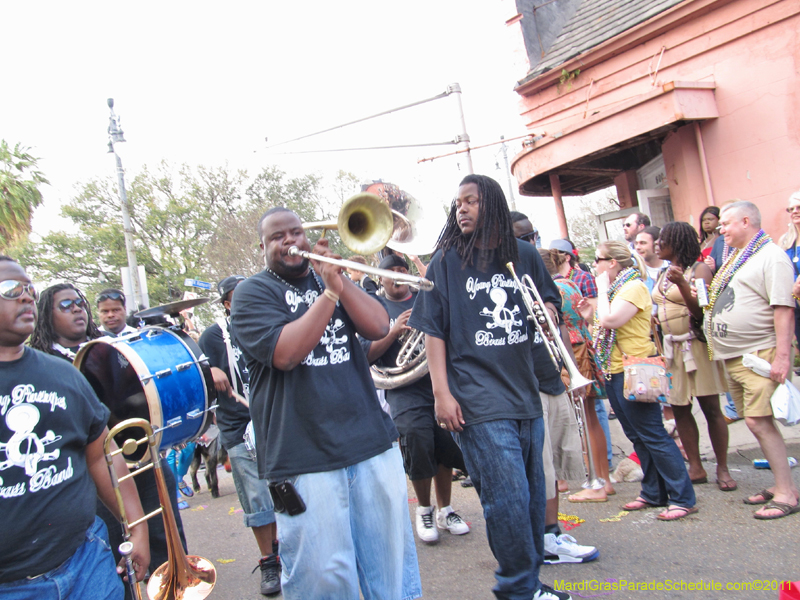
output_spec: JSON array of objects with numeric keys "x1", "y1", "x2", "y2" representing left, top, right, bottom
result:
[
  {"x1": 30, "y1": 283, "x2": 190, "y2": 599},
  {"x1": 409, "y1": 174, "x2": 570, "y2": 600}
]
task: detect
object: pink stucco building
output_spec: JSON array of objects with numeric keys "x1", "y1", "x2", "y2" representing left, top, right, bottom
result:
[{"x1": 507, "y1": 0, "x2": 800, "y2": 241}]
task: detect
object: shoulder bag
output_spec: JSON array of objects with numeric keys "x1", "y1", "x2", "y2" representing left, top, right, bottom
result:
[{"x1": 622, "y1": 323, "x2": 671, "y2": 403}]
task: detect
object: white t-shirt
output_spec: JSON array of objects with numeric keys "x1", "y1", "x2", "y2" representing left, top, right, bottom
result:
[{"x1": 707, "y1": 243, "x2": 794, "y2": 360}]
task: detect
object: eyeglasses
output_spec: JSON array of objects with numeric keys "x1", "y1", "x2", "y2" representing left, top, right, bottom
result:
[
  {"x1": 0, "y1": 280, "x2": 38, "y2": 301},
  {"x1": 787, "y1": 206, "x2": 800, "y2": 213},
  {"x1": 57, "y1": 298, "x2": 87, "y2": 312},
  {"x1": 97, "y1": 291, "x2": 125, "y2": 303},
  {"x1": 517, "y1": 231, "x2": 538, "y2": 242},
  {"x1": 595, "y1": 256, "x2": 612, "y2": 262}
]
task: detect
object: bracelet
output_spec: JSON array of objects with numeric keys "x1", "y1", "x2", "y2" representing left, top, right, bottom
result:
[
  {"x1": 323, "y1": 289, "x2": 339, "y2": 304},
  {"x1": 794, "y1": 293, "x2": 800, "y2": 303}
]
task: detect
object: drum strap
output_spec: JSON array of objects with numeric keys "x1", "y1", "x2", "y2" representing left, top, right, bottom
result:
[{"x1": 216, "y1": 317, "x2": 246, "y2": 400}]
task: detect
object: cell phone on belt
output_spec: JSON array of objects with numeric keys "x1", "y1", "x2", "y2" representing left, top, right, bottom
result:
[{"x1": 269, "y1": 481, "x2": 306, "y2": 516}]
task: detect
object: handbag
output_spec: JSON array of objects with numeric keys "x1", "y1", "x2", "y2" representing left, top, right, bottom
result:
[{"x1": 622, "y1": 323, "x2": 671, "y2": 403}]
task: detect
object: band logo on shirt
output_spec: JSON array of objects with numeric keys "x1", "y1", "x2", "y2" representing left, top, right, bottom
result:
[
  {"x1": 1, "y1": 387, "x2": 74, "y2": 499},
  {"x1": 301, "y1": 318, "x2": 351, "y2": 367},
  {"x1": 285, "y1": 289, "x2": 319, "y2": 313},
  {"x1": 466, "y1": 275, "x2": 529, "y2": 347}
]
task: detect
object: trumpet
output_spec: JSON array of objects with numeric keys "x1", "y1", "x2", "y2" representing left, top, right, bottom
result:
[
  {"x1": 505, "y1": 262, "x2": 604, "y2": 490},
  {"x1": 104, "y1": 418, "x2": 216, "y2": 600}
]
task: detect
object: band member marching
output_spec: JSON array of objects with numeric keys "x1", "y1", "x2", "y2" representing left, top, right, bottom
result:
[
  {"x1": 363, "y1": 253, "x2": 470, "y2": 544},
  {"x1": 230, "y1": 207, "x2": 421, "y2": 600},
  {"x1": 409, "y1": 175, "x2": 571, "y2": 600}
]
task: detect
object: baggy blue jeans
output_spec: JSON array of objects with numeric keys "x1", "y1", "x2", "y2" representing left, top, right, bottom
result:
[
  {"x1": 459, "y1": 418, "x2": 547, "y2": 600},
  {"x1": 606, "y1": 373, "x2": 696, "y2": 507},
  {"x1": 0, "y1": 516, "x2": 123, "y2": 600}
]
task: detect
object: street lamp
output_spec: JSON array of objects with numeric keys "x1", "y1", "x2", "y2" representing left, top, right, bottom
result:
[{"x1": 107, "y1": 98, "x2": 144, "y2": 311}]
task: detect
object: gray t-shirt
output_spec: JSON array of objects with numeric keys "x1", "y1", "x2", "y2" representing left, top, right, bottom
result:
[{"x1": 707, "y1": 242, "x2": 794, "y2": 360}]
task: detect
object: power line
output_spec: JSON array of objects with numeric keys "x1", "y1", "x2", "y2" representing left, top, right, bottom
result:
[{"x1": 269, "y1": 139, "x2": 459, "y2": 155}]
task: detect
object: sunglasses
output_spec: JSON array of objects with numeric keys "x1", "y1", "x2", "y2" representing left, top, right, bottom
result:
[
  {"x1": 517, "y1": 231, "x2": 538, "y2": 242},
  {"x1": 595, "y1": 256, "x2": 612, "y2": 262},
  {"x1": 98, "y1": 291, "x2": 125, "y2": 303},
  {"x1": 0, "y1": 280, "x2": 39, "y2": 301},
  {"x1": 786, "y1": 206, "x2": 800, "y2": 214},
  {"x1": 57, "y1": 297, "x2": 87, "y2": 312}
]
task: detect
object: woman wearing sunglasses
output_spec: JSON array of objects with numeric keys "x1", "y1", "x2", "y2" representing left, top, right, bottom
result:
[
  {"x1": 29, "y1": 283, "x2": 102, "y2": 360},
  {"x1": 577, "y1": 241, "x2": 697, "y2": 521},
  {"x1": 778, "y1": 190, "x2": 800, "y2": 352}
]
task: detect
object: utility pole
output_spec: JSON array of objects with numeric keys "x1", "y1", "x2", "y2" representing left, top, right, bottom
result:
[
  {"x1": 499, "y1": 136, "x2": 517, "y2": 210},
  {"x1": 107, "y1": 98, "x2": 144, "y2": 311},
  {"x1": 447, "y1": 83, "x2": 474, "y2": 174}
]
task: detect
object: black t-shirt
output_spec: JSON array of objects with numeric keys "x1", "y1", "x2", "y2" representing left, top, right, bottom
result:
[
  {"x1": 230, "y1": 269, "x2": 398, "y2": 480},
  {"x1": 531, "y1": 328, "x2": 566, "y2": 396},
  {"x1": 409, "y1": 240, "x2": 561, "y2": 425},
  {"x1": 362, "y1": 292, "x2": 434, "y2": 417},
  {"x1": 198, "y1": 321, "x2": 251, "y2": 450},
  {"x1": 0, "y1": 347, "x2": 110, "y2": 583}
]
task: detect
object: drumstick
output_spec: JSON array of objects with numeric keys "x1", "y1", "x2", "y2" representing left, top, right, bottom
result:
[{"x1": 231, "y1": 390, "x2": 249, "y2": 408}]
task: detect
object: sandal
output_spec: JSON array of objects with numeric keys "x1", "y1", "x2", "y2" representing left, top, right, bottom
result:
[
  {"x1": 716, "y1": 479, "x2": 738, "y2": 492},
  {"x1": 743, "y1": 489, "x2": 774, "y2": 505},
  {"x1": 657, "y1": 505, "x2": 699, "y2": 521},
  {"x1": 753, "y1": 501, "x2": 800, "y2": 520},
  {"x1": 623, "y1": 497, "x2": 664, "y2": 511}
]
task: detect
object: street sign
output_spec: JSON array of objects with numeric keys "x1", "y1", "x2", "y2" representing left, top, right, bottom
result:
[{"x1": 184, "y1": 278, "x2": 213, "y2": 290}]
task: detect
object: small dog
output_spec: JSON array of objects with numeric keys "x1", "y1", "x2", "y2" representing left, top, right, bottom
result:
[
  {"x1": 188, "y1": 426, "x2": 228, "y2": 498},
  {"x1": 611, "y1": 454, "x2": 644, "y2": 483}
]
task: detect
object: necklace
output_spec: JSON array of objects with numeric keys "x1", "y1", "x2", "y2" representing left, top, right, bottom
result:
[
  {"x1": 265, "y1": 266, "x2": 324, "y2": 307},
  {"x1": 593, "y1": 266, "x2": 642, "y2": 378},
  {"x1": 703, "y1": 229, "x2": 771, "y2": 358}
]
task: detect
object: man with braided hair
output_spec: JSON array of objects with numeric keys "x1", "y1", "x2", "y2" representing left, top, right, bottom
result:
[
  {"x1": 705, "y1": 201, "x2": 799, "y2": 519},
  {"x1": 410, "y1": 174, "x2": 570, "y2": 600}
]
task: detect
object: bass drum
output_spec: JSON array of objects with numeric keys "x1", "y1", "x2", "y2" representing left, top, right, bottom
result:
[{"x1": 74, "y1": 325, "x2": 214, "y2": 464}]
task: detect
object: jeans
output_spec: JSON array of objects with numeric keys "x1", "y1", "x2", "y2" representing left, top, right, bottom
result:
[
  {"x1": 273, "y1": 445, "x2": 421, "y2": 600},
  {"x1": 0, "y1": 516, "x2": 123, "y2": 600},
  {"x1": 723, "y1": 392, "x2": 739, "y2": 420},
  {"x1": 594, "y1": 397, "x2": 614, "y2": 466},
  {"x1": 227, "y1": 442, "x2": 276, "y2": 528},
  {"x1": 166, "y1": 443, "x2": 196, "y2": 493},
  {"x1": 606, "y1": 373, "x2": 696, "y2": 507},
  {"x1": 459, "y1": 418, "x2": 546, "y2": 600}
]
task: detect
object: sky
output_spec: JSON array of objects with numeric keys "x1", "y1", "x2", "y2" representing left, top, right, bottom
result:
[{"x1": 1, "y1": 1, "x2": 561, "y2": 243}]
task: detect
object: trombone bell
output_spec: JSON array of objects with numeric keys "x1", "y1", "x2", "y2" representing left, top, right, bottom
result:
[{"x1": 303, "y1": 192, "x2": 394, "y2": 256}]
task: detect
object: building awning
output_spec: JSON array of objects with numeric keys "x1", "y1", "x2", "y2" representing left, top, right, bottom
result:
[{"x1": 511, "y1": 81, "x2": 718, "y2": 196}]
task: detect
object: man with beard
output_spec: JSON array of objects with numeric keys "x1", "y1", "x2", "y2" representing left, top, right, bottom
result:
[{"x1": 230, "y1": 207, "x2": 421, "y2": 600}]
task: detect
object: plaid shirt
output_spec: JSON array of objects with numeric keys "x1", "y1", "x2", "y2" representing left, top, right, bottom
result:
[{"x1": 568, "y1": 267, "x2": 597, "y2": 299}]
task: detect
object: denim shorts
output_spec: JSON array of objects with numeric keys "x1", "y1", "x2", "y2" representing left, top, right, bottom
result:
[
  {"x1": 273, "y1": 445, "x2": 421, "y2": 600},
  {"x1": 227, "y1": 442, "x2": 276, "y2": 528},
  {"x1": 0, "y1": 516, "x2": 123, "y2": 600}
]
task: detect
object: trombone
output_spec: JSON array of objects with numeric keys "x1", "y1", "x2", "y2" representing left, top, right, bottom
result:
[
  {"x1": 505, "y1": 262, "x2": 605, "y2": 490},
  {"x1": 297, "y1": 192, "x2": 435, "y2": 291},
  {"x1": 104, "y1": 418, "x2": 216, "y2": 600}
]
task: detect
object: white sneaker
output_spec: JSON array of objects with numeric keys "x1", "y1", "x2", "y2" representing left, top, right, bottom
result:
[
  {"x1": 415, "y1": 506, "x2": 439, "y2": 543},
  {"x1": 435, "y1": 505, "x2": 470, "y2": 535},
  {"x1": 533, "y1": 584, "x2": 572, "y2": 599},
  {"x1": 543, "y1": 533, "x2": 599, "y2": 564}
]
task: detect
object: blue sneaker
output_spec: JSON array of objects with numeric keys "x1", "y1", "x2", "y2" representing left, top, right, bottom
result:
[{"x1": 177, "y1": 500, "x2": 190, "y2": 510}]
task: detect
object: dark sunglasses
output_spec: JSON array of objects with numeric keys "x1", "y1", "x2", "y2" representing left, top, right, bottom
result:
[
  {"x1": 57, "y1": 297, "x2": 87, "y2": 312},
  {"x1": 786, "y1": 206, "x2": 800, "y2": 214},
  {"x1": 517, "y1": 231, "x2": 538, "y2": 242},
  {"x1": 595, "y1": 256, "x2": 612, "y2": 262},
  {"x1": 97, "y1": 291, "x2": 125, "y2": 303},
  {"x1": 0, "y1": 280, "x2": 39, "y2": 301}
]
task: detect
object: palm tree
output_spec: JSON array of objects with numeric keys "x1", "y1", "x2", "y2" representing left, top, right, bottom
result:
[{"x1": 0, "y1": 140, "x2": 49, "y2": 252}]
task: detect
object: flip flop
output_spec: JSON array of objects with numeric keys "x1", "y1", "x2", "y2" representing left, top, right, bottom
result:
[
  {"x1": 690, "y1": 476, "x2": 708, "y2": 484},
  {"x1": 716, "y1": 479, "x2": 738, "y2": 492},
  {"x1": 622, "y1": 497, "x2": 664, "y2": 511},
  {"x1": 568, "y1": 492, "x2": 608, "y2": 503},
  {"x1": 743, "y1": 489, "x2": 774, "y2": 505},
  {"x1": 753, "y1": 501, "x2": 800, "y2": 520},
  {"x1": 657, "y1": 505, "x2": 699, "y2": 521},
  {"x1": 179, "y1": 482, "x2": 194, "y2": 498}
]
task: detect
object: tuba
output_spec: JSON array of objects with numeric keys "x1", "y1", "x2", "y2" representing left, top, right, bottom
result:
[{"x1": 370, "y1": 327, "x2": 429, "y2": 389}]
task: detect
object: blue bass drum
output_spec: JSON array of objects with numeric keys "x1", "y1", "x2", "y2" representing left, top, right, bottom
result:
[{"x1": 75, "y1": 326, "x2": 214, "y2": 464}]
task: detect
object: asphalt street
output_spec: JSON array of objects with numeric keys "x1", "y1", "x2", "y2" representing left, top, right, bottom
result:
[{"x1": 177, "y1": 402, "x2": 800, "y2": 600}]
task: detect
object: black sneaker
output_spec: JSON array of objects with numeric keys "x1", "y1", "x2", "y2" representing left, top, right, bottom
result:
[
  {"x1": 256, "y1": 554, "x2": 281, "y2": 596},
  {"x1": 533, "y1": 583, "x2": 571, "y2": 599}
]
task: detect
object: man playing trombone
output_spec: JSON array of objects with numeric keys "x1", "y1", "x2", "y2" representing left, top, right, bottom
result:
[{"x1": 231, "y1": 207, "x2": 421, "y2": 600}]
